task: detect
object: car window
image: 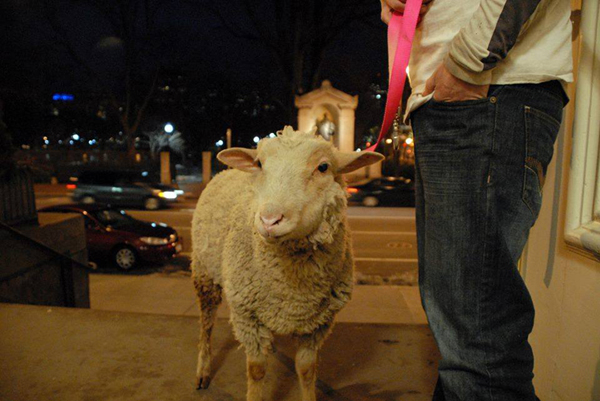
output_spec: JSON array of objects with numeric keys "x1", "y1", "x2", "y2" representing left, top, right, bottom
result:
[
  {"x1": 83, "y1": 215, "x2": 97, "y2": 229},
  {"x1": 79, "y1": 172, "x2": 119, "y2": 186},
  {"x1": 92, "y1": 209, "x2": 133, "y2": 228}
]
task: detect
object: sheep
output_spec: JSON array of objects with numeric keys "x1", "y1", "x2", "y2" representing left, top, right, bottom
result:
[{"x1": 191, "y1": 126, "x2": 384, "y2": 401}]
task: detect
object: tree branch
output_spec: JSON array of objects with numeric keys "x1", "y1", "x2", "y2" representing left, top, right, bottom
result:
[{"x1": 131, "y1": 68, "x2": 159, "y2": 133}]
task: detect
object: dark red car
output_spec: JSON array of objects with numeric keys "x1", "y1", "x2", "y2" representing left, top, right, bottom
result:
[{"x1": 38, "y1": 204, "x2": 181, "y2": 270}]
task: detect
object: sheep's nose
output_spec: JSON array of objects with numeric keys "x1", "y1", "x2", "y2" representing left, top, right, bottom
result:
[{"x1": 260, "y1": 213, "x2": 283, "y2": 228}]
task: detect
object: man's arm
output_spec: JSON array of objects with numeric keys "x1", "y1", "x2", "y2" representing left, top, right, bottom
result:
[
  {"x1": 424, "y1": 0, "x2": 543, "y2": 101},
  {"x1": 444, "y1": 0, "x2": 542, "y2": 86}
]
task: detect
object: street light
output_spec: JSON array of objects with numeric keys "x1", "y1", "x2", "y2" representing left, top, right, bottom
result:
[
  {"x1": 164, "y1": 123, "x2": 174, "y2": 134},
  {"x1": 215, "y1": 140, "x2": 224, "y2": 147},
  {"x1": 253, "y1": 136, "x2": 260, "y2": 144}
]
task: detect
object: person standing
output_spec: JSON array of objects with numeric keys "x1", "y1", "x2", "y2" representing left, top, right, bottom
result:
[{"x1": 380, "y1": 0, "x2": 573, "y2": 400}]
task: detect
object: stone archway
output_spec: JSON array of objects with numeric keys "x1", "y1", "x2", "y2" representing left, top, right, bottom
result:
[{"x1": 295, "y1": 80, "x2": 358, "y2": 153}]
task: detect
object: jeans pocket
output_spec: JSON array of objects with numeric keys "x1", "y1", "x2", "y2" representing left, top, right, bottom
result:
[
  {"x1": 524, "y1": 105, "x2": 561, "y2": 169},
  {"x1": 521, "y1": 105, "x2": 562, "y2": 218},
  {"x1": 523, "y1": 165, "x2": 543, "y2": 218}
]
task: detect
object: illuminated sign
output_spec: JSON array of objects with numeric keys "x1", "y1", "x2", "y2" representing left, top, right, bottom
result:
[{"x1": 52, "y1": 94, "x2": 74, "y2": 101}]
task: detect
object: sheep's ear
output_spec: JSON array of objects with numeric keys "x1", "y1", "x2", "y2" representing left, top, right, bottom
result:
[
  {"x1": 217, "y1": 148, "x2": 259, "y2": 172},
  {"x1": 336, "y1": 151, "x2": 385, "y2": 174}
]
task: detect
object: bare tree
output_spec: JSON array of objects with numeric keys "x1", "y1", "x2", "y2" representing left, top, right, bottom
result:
[
  {"x1": 199, "y1": 0, "x2": 381, "y2": 123},
  {"x1": 42, "y1": 0, "x2": 171, "y2": 161}
]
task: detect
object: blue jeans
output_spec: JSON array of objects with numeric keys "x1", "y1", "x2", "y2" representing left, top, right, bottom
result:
[{"x1": 411, "y1": 81, "x2": 566, "y2": 401}]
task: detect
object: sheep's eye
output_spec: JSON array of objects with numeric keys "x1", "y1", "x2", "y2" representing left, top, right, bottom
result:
[
  {"x1": 256, "y1": 160, "x2": 262, "y2": 169},
  {"x1": 317, "y1": 163, "x2": 329, "y2": 173}
]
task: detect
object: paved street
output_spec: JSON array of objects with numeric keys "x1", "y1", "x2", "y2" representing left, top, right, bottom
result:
[{"x1": 35, "y1": 184, "x2": 419, "y2": 284}]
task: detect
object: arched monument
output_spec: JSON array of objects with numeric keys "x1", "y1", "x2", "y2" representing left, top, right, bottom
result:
[
  {"x1": 295, "y1": 80, "x2": 357, "y2": 153},
  {"x1": 295, "y1": 80, "x2": 381, "y2": 178}
]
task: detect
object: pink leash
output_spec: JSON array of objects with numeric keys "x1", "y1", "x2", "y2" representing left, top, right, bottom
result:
[{"x1": 366, "y1": 0, "x2": 422, "y2": 152}]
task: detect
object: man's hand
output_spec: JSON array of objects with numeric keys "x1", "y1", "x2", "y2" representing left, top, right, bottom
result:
[
  {"x1": 422, "y1": 63, "x2": 489, "y2": 102},
  {"x1": 381, "y1": 0, "x2": 434, "y2": 25}
]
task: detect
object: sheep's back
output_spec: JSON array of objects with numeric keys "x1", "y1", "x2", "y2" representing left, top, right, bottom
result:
[{"x1": 191, "y1": 169, "x2": 254, "y2": 285}]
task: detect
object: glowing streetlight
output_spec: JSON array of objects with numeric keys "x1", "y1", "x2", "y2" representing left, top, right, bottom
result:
[
  {"x1": 253, "y1": 136, "x2": 260, "y2": 144},
  {"x1": 164, "y1": 123, "x2": 174, "y2": 134},
  {"x1": 72, "y1": 133, "x2": 80, "y2": 141},
  {"x1": 215, "y1": 140, "x2": 224, "y2": 147}
]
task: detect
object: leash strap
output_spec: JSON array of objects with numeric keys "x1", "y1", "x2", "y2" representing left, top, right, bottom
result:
[{"x1": 366, "y1": 0, "x2": 422, "y2": 152}]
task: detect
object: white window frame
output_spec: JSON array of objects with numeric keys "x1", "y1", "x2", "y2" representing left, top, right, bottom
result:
[{"x1": 564, "y1": 0, "x2": 600, "y2": 260}]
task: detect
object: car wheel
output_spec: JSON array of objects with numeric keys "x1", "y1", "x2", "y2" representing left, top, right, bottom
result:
[
  {"x1": 362, "y1": 196, "x2": 379, "y2": 207},
  {"x1": 114, "y1": 246, "x2": 138, "y2": 270},
  {"x1": 144, "y1": 197, "x2": 161, "y2": 210},
  {"x1": 81, "y1": 195, "x2": 96, "y2": 204}
]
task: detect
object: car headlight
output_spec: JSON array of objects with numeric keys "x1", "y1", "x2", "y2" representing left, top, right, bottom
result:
[
  {"x1": 158, "y1": 191, "x2": 177, "y2": 199},
  {"x1": 140, "y1": 237, "x2": 169, "y2": 245}
]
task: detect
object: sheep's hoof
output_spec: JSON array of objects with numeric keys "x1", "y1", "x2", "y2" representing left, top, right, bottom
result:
[{"x1": 196, "y1": 375, "x2": 211, "y2": 390}]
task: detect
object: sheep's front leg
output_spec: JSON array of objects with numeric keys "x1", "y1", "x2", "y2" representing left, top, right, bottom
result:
[
  {"x1": 246, "y1": 353, "x2": 268, "y2": 401},
  {"x1": 295, "y1": 323, "x2": 332, "y2": 401},
  {"x1": 231, "y1": 314, "x2": 274, "y2": 401},
  {"x1": 295, "y1": 345, "x2": 318, "y2": 401}
]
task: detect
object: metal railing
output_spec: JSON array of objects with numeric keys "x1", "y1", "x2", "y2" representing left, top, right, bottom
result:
[{"x1": 0, "y1": 167, "x2": 38, "y2": 225}]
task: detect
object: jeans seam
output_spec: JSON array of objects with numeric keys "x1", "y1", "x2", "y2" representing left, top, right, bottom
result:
[
  {"x1": 481, "y1": 99, "x2": 497, "y2": 401},
  {"x1": 522, "y1": 106, "x2": 542, "y2": 218}
]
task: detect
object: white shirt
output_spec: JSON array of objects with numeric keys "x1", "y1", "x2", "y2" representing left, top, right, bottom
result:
[{"x1": 405, "y1": 0, "x2": 574, "y2": 119}]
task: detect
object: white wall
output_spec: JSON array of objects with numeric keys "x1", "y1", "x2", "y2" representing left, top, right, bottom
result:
[
  {"x1": 523, "y1": 130, "x2": 600, "y2": 401},
  {"x1": 522, "y1": 3, "x2": 600, "y2": 396}
]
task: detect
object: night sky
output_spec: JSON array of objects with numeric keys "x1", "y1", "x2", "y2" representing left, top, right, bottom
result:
[{"x1": 0, "y1": 0, "x2": 389, "y2": 155}]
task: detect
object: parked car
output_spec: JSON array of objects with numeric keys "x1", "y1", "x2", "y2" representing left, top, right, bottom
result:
[
  {"x1": 347, "y1": 176, "x2": 415, "y2": 207},
  {"x1": 38, "y1": 204, "x2": 182, "y2": 270},
  {"x1": 69, "y1": 170, "x2": 183, "y2": 210}
]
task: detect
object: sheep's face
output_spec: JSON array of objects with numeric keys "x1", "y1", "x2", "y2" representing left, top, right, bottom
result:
[{"x1": 218, "y1": 126, "x2": 384, "y2": 244}]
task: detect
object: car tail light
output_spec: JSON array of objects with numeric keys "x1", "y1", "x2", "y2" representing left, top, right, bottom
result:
[
  {"x1": 346, "y1": 187, "x2": 359, "y2": 194},
  {"x1": 66, "y1": 184, "x2": 77, "y2": 190}
]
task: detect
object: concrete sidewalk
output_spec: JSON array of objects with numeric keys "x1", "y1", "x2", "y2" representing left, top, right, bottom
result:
[
  {"x1": 0, "y1": 304, "x2": 439, "y2": 401},
  {"x1": 89, "y1": 273, "x2": 428, "y2": 325}
]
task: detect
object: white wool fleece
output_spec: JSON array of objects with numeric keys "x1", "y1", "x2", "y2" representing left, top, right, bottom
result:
[{"x1": 191, "y1": 129, "x2": 357, "y2": 356}]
